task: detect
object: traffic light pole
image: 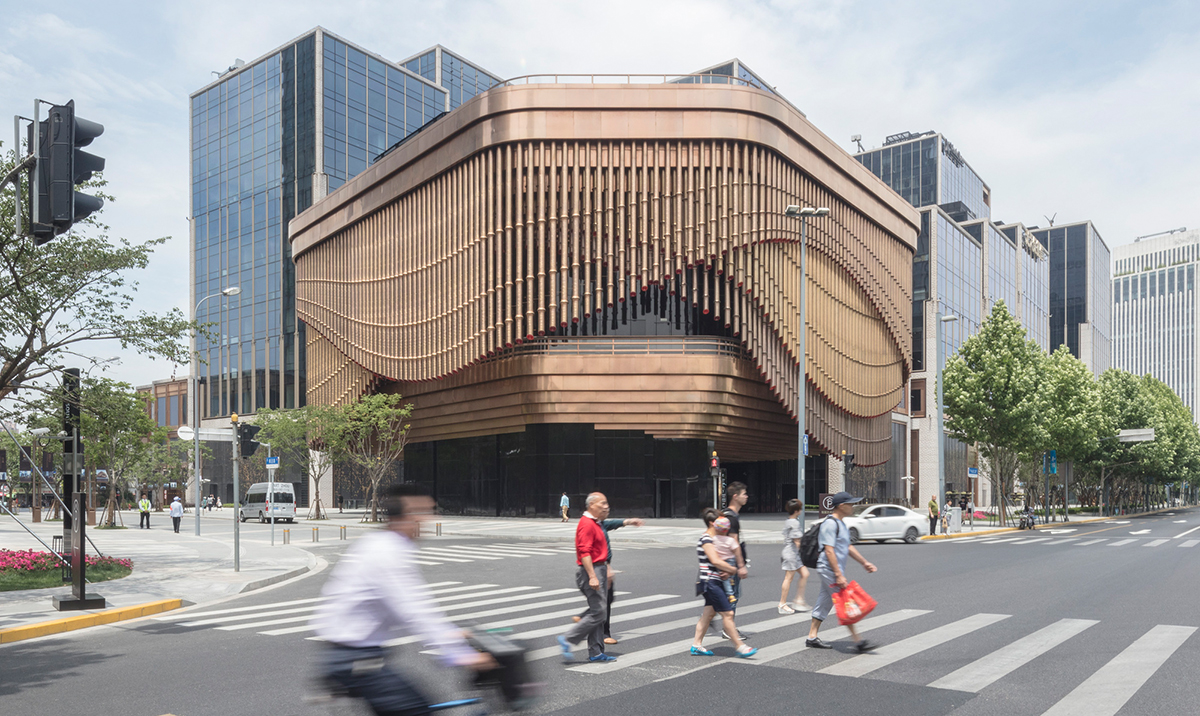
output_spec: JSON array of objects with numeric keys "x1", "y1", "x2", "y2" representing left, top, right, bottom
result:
[{"x1": 232, "y1": 419, "x2": 241, "y2": 573}]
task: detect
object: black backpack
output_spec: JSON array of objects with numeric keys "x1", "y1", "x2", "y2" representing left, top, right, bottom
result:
[{"x1": 799, "y1": 517, "x2": 840, "y2": 569}]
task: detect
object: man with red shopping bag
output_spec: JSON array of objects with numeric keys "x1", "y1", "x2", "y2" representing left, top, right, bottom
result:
[{"x1": 805, "y1": 491, "x2": 878, "y2": 652}]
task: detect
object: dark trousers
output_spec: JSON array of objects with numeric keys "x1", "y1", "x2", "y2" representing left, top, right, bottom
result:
[
  {"x1": 564, "y1": 563, "x2": 608, "y2": 657},
  {"x1": 172, "y1": 516, "x2": 181, "y2": 533},
  {"x1": 140, "y1": 511, "x2": 150, "y2": 529},
  {"x1": 929, "y1": 516, "x2": 938, "y2": 535},
  {"x1": 577, "y1": 577, "x2": 617, "y2": 638},
  {"x1": 320, "y1": 644, "x2": 430, "y2": 716}
]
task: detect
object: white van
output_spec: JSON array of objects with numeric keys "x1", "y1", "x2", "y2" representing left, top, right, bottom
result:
[{"x1": 239, "y1": 482, "x2": 297, "y2": 523}]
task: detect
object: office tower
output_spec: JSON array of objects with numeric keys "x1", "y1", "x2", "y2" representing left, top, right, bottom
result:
[
  {"x1": 189, "y1": 28, "x2": 500, "y2": 421},
  {"x1": 1112, "y1": 228, "x2": 1199, "y2": 420},
  {"x1": 1031, "y1": 221, "x2": 1112, "y2": 376}
]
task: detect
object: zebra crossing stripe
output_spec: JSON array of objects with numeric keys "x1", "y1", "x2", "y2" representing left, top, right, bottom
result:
[
  {"x1": 433, "y1": 586, "x2": 540, "y2": 604},
  {"x1": 818, "y1": 613, "x2": 1011, "y2": 678},
  {"x1": 1143, "y1": 539, "x2": 1169, "y2": 547},
  {"x1": 512, "y1": 599, "x2": 695, "y2": 640},
  {"x1": 419, "y1": 547, "x2": 504, "y2": 561},
  {"x1": 752, "y1": 609, "x2": 932, "y2": 664},
  {"x1": 482, "y1": 594, "x2": 676, "y2": 631},
  {"x1": 1040, "y1": 624, "x2": 1196, "y2": 716},
  {"x1": 186, "y1": 604, "x2": 324, "y2": 627},
  {"x1": 928, "y1": 618, "x2": 1098, "y2": 693},
  {"x1": 1014, "y1": 538, "x2": 1052, "y2": 545},
  {"x1": 155, "y1": 596, "x2": 327, "y2": 622},
  {"x1": 1107, "y1": 539, "x2": 1137, "y2": 546},
  {"x1": 441, "y1": 588, "x2": 578, "y2": 613},
  {"x1": 1180, "y1": 540, "x2": 1200, "y2": 548},
  {"x1": 1073, "y1": 539, "x2": 1106, "y2": 546},
  {"x1": 985, "y1": 538, "x2": 1023, "y2": 544}
]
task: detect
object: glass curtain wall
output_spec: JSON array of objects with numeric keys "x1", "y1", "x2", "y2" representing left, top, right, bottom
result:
[{"x1": 936, "y1": 212, "x2": 983, "y2": 359}]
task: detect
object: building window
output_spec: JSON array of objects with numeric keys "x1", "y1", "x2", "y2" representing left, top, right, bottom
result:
[{"x1": 910, "y1": 379, "x2": 926, "y2": 418}]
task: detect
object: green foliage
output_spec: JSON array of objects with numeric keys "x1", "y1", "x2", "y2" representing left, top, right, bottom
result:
[
  {"x1": 342, "y1": 393, "x2": 414, "y2": 522},
  {"x1": 0, "y1": 146, "x2": 195, "y2": 404},
  {"x1": 255, "y1": 404, "x2": 348, "y2": 519}
]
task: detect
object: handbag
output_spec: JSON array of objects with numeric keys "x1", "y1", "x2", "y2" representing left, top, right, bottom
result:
[{"x1": 831, "y1": 580, "x2": 877, "y2": 626}]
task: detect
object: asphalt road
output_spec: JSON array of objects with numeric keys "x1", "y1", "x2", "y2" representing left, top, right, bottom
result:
[{"x1": 2, "y1": 508, "x2": 1198, "y2": 716}]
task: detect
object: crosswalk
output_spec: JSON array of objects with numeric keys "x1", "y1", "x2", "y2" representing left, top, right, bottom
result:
[
  {"x1": 153, "y1": 578, "x2": 1198, "y2": 714},
  {"x1": 406, "y1": 541, "x2": 675, "y2": 567},
  {"x1": 953, "y1": 535, "x2": 1200, "y2": 548}
]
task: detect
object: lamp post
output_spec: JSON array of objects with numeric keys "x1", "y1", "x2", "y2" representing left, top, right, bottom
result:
[
  {"x1": 784, "y1": 204, "x2": 829, "y2": 529},
  {"x1": 192, "y1": 286, "x2": 241, "y2": 536},
  {"x1": 936, "y1": 312, "x2": 958, "y2": 507}
]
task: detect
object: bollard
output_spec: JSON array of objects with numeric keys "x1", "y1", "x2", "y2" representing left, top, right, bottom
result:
[
  {"x1": 283, "y1": 529, "x2": 290, "y2": 544},
  {"x1": 312, "y1": 527, "x2": 319, "y2": 543},
  {"x1": 339, "y1": 525, "x2": 347, "y2": 540},
  {"x1": 436, "y1": 522, "x2": 442, "y2": 537}
]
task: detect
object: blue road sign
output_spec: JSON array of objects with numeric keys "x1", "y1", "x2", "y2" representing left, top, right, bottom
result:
[
  {"x1": 802, "y1": 434, "x2": 809, "y2": 457},
  {"x1": 968, "y1": 467, "x2": 979, "y2": 476},
  {"x1": 1046, "y1": 450, "x2": 1057, "y2": 475},
  {"x1": 265, "y1": 456, "x2": 280, "y2": 467}
]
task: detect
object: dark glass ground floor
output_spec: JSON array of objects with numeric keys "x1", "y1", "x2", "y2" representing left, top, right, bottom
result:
[{"x1": 404, "y1": 423, "x2": 830, "y2": 519}]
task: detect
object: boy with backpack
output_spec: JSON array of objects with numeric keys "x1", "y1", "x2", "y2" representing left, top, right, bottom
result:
[{"x1": 801, "y1": 491, "x2": 878, "y2": 652}]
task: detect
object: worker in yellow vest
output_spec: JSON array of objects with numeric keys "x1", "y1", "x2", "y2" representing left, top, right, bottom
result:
[{"x1": 138, "y1": 494, "x2": 152, "y2": 529}]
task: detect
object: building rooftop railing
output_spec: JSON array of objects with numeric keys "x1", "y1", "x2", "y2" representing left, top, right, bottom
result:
[
  {"x1": 496, "y1": 73, "x2": 760, "y2": 88},
  {"x1": 485, "y1": 335, "x2": 751, "y2": 361}
]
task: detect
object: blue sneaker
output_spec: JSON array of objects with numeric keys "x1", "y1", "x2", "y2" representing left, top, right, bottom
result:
[
  {"x1": 557, "y1": 636, "x2": 574, "y2": 662},
  {"x1": 588, "y1": 653, "x2": 618, "y2": 663},
  {"x1": 690, "y1": 645, "x2": 714, "y2": 656}
]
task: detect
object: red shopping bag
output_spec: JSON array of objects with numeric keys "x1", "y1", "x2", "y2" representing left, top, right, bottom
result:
[{"x1": 831, "y1": 581, "x2": 877, "y2": 626}]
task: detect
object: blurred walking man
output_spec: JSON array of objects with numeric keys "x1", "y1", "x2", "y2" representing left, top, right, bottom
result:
[
  {"x1": 557, "y1": 492, "x2": 614, "y2": 663},
  {"x1": 807, "y1": 491, "x2": 878, "y2": 652}
]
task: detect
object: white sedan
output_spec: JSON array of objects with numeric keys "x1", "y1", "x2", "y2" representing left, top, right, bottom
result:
[{"x1": 842, "y1": 504, "x2": 928, "y2": 544}]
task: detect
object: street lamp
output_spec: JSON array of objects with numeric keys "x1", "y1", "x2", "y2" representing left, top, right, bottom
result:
[
  {"x1": 192, "y1": 285, "x2": 240, "y2": 536},
  {"x1": 785, "y1": 204, "x2": 829, "y2": 529},
  {"x1": 936, "y1": 312, "x2": 958, "y2": 508}
]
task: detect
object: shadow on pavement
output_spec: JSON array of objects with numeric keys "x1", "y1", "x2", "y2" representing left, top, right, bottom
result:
[{"x1": 0, "y1": 641, "x2": 121, "y2": 697}]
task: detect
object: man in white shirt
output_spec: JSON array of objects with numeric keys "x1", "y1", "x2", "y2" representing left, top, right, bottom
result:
[
  {"x1": 169, "y1": 496, "x2": 183, "y2": 533},
  {"x1": 314, "y1": 483, "x2": 492, "y2": 715}
]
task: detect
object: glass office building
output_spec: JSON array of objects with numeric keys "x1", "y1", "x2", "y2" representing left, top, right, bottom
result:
[
  {"x1": 1032, "y1": 221, "x2": 1112, "y2": 375},
  {"x1": 189, "y1": 28, "x2": 501, "y2": 422}
]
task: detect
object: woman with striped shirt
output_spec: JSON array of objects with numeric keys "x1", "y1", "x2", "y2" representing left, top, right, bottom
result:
[{"x1": 690, "y1": 507, "x2": 758, "y2": 657}]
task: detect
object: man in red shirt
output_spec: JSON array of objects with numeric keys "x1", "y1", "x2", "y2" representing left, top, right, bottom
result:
[{"x1": 556, "y1": 492, "x2": 616, "y2": 663}]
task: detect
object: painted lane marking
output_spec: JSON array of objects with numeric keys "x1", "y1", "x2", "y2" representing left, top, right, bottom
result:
[
  {"x1": 1039, "y1": 624, "x2": 1196, "y2": 716},
  {"x1": 930, "y1": 618, "x2": 1098, "y2": 693},
  {"x1": 818, "y1": 613, "x2": 1011, "y2": 678},
  {"x1": 1173, "y1": 524, "x2": 1200, "y2": 539},
  {"x1": 1107, "y1": 539, "x2": 1137, "y2": 546}
]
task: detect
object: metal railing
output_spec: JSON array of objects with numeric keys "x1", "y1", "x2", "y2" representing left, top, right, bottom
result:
[
  {"x1": 496, "y1": 73, "x2": 759, "y2": 88},
  {"x1": 487, "y1": 335, "x2": 751, "y2": 361}
]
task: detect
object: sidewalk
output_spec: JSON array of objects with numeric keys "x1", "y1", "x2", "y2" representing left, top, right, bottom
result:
[
  {"x1": 0, "y1": 509, "x2": 320, "y2": 634},
  {"x1": 196, "y1": 506, "x2": 1011, "y2": 546}
]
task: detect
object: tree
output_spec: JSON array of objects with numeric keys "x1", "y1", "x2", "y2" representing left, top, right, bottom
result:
[
  {"x1": 1037, "y1": 347, "x2": 1101, "y2": 519},
  {"x1": 942, "y1": 302, "x2": 1046, "y2": 525},
  {"x1": 343, "y1": 393, "x2": 414, "y2": 522},
  {"x1": 129, "y1": 437, "x2": 191, "y2": 510},
  {"x1": 256, "y1": 404, "x2": 347, "y2": 520},
  {"x1": 0, "y1": 147, "x2": 195, "y2": 404}
]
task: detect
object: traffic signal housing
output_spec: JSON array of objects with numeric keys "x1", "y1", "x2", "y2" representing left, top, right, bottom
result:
[
  {"x1": 31, "y1": 100, "x2": 105, "y2": 245},
  {"x1": 238, "y1": 423, "x2": 263, "y2": 458}
]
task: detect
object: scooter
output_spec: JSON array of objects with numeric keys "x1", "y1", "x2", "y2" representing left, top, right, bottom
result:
[{"x1": 1018, "y1": 512, "x2": 1038, "y2": 530}]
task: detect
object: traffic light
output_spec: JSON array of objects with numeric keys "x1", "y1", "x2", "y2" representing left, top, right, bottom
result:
[
  {"x1": 842, "y1": 450, "x2": 855, "y2": 474},
  {"x1": 238, "y1": 423, "x2": 263, "y2": 457},
  {"x1": 31, "y1": 100, "x2": 105, "y2": 245}
]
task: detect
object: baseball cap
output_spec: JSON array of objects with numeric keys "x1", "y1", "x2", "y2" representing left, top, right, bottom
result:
[
  {"x1": 829, "y1": 491, "x2": 863, "y2": 508},
  {"x1": 712, "y1": 516, "x2": 731, "y2": 534}
]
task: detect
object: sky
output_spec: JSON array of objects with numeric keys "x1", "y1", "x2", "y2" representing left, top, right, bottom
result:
[{"x1": 2, "y1": 0, "x2": 1198, "y2": 388}]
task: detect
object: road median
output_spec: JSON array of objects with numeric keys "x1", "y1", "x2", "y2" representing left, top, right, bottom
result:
[{"x1": 0, "y1": 598, "x2": 182, "y2": 644}]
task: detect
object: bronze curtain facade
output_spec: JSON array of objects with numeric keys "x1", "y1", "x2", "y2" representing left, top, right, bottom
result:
[{"x1": 292, "y1": 85, "x2": 917, "y2": 466}]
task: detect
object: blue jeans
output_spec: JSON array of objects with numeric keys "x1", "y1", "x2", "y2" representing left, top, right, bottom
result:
[{"x1": 319, "y1": 644, "x2": 430, "y2": 716}]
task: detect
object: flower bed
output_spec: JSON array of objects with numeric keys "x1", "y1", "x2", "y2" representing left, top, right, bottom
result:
[{"x1": 0, "y1": 549, "x2": 133, "y2": 591}]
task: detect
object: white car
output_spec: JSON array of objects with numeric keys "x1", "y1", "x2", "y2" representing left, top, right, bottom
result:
[{"x1": 841, "y1": 504, "x2": 928, "y2": 544}]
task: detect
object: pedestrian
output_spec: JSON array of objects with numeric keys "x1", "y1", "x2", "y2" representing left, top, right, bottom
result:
[
  {"x1": 806, "y1": 491, "x2": 878, "y2": 652},
  {"x1": 942, "y1": 496, "x2": 953, "y2": 534},
  {"x1": 557, "y1": 492, "x2": 616, "y2": 663},
  {"x1": 721, "y1": 482, "x2": 750, "y2": 624},
  {"x1": 778, "y1": 498, "x2": 810, "y2": 614},
  {"x1": 313, "y1": 483, "x2": 494, "y2": 714},
  {"x1": 966, "y1": 497, "x2": 975, "y2": 527},
  {"x1": 690, "y1": 507, "x2": 757, "y2": 658},
  {"x1": 138, "y1": 493, "x2": 152, "y2": 529},
  {"x1": 338, "y1": 494, "x2": 344, "y2": 514},
  {"x1": 571, "y1": 513, "x2": 644, "y2": 644},
  {"x1": 560, "y1": 492, "x2": 570, "y2": 522},
  {"x1": 169, "y1": 496, "x2": 183, "y2": 533}
]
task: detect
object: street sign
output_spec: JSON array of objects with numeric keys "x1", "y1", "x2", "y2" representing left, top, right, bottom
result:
[
  {"x1": 265, "y1": 456, "x2": 279, "y2": 470},
  {"x1": 818, "y1": 492, "x2": 835, "y2": 516},
  {"x1": 1047, "y1": 450, "x2": 1058, "y2": 475},
  {"x1": 802, "y1": 434, "x2": 809, "y2": 457},
  {"x1": 176, "y1": 425, "x2": 193, "y2": 440},
  {"x1": 968, "y1": 467, "x2": 979, "y2": 477},
  {"x1": 174, "y1": 425, "x2": 234, "y2": 442}
]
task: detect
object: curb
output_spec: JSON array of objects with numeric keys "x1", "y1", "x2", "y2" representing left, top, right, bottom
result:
[
  {"x1": 0, "y1": 598, "x2": 182, "y2": 645},
  {"x1": 240, "y1": 564, "x2": 311, "y2": 593},
  {"x1": 920, "y1": 507, "x2": 1180, "y2": 541}
]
